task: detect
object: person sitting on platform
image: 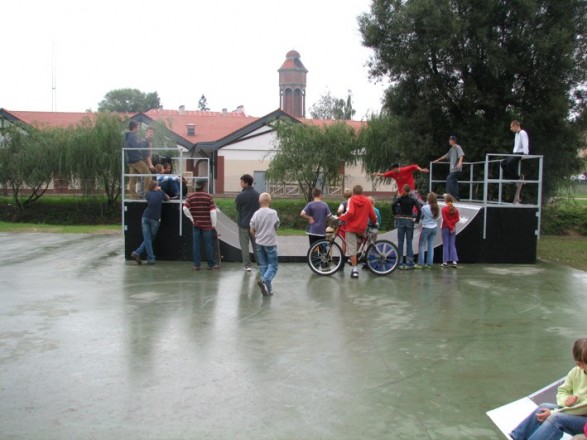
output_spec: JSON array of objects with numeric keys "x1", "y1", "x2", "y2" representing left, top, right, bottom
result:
[
  {"x1": 509, "y1": 338, "x2": 587, "y2": 440},
  {"x1": 158, "y1": 162, "x2": 187, "y2": 199}
]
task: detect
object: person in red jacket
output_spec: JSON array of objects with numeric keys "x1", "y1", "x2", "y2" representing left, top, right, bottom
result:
[
  {"x1": 372, "y1": 163, "x2": 429, "y2": 198},
  {"x1": 338, "y1": 185, "x2": 378, "y2": 279},
  {"x1": 441, "y1": 193, "x2": 460, "y2": 268}
]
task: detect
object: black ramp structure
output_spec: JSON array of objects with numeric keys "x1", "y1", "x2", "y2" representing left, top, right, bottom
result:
[{"x1": 124, "y1": 201, "x2": 538, "y2": 264}]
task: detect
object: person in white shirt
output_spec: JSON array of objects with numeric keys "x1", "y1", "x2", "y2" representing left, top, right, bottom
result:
[{"x1": 501, "y1": 120, "x2": 530, "y2": 180}]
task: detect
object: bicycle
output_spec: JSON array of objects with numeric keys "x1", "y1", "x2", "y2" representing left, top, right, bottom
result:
[{"x1": 307, "y1": 218, "x2": 400, "y2": 276}]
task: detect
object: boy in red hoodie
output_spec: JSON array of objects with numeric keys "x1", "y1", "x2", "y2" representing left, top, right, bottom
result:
[{"x1": 338, "y1": 185, "x2": 378, "y2": 279}]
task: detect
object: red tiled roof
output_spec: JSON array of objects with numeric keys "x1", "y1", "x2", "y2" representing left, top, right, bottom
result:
[
  {"x1": 1, "y1": 108, "x2": 365, "y2": 142},
  {"x1": 300, "y1": 118, "x2": 366, "y2": 132},
  {"x1": 3, "y1": 110, "x2": 98, "y2": 129},
  {"x1": 144, "y1": 109, "x2": 259, "y2": 143}
]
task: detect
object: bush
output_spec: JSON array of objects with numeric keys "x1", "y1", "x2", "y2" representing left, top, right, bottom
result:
[
  {"x1": 0, "y1": 196, "x2": 120, "y2": 224},
  {"x1": 541, "y1": 201, "x2": 587, "y2": 235}
]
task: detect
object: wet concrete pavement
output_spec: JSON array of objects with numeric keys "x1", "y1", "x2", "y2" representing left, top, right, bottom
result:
[{"x1": 1, "y1": 232, "x2": 586, "y2": 439}]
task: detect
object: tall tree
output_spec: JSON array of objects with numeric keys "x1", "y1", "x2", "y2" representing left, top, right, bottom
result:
[
  {"x1": 98, "y1": 88, "x2": 161, "y2": 112},
  {"x1": 310, "y1": 90, "x2": 356, "y2": 120},
  {"x1": 265, "y1": 120, "x2": 358, "y2": 201},
  {"x1": 0, "y1": 125, "x2": 59, "y2": 211},
  {"x1": 359, "y1": 0, "x2": 587, "y2": 196},
  {"x1": 198, "y1": 94, "x2": 210, "y2": 111}
]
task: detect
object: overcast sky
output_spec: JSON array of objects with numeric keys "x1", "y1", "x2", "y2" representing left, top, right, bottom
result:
[{"x1": 1, "y1": 0, "x2": 388, "y2": 119}]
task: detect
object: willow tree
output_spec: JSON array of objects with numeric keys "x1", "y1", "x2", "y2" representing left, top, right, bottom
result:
[
  {"x1": 0, "y1": 125, "x2": 59, "y2": 211},
  {"x1": 266, "y1": 120, "x2": 358, "y2": 202},
  {"x1": 64, "y1": 113, "x2": 125, "y2": 208}
]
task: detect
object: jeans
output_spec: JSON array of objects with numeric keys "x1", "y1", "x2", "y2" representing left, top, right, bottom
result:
[
  {"x1": 510, "y1": 403, "x2": 587, "y2": 440},
  {"x1": 441, "y1": 228, "x2": 458, "y2": 263},
  {"x1": 256, "y1": 245, "x2": 278, "y2": 293},
  {"x1": 396, "y1": 218, "x2": 415, "y2": 266},
  {"x1": 418, "y1": 226, "x2": 438, "y2": 266},
  {"x1": 238, "y1": 227, "x2": 257, "y2": 267},
  {"x1": 134, "y1": 217, "x2": 160, "y2": 263},
  {"x1": 192, "y1": 226, "x2": 215, "y2": 268},
  {"x1": 446, "y1": 171, "x2": 462, "y2": 200}
]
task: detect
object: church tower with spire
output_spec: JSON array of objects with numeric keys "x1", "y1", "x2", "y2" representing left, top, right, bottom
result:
[{"x1": 278, "y1": 50, "x2": 308, "y2": 118}]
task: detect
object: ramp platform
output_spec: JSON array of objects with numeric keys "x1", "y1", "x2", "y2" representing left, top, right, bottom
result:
[{"x1": 124, "y1": 200, "x2": 538, "y2": 264}]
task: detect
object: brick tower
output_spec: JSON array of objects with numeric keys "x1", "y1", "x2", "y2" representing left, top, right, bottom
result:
[{"x1": 278, "y1": 50, "x2": 308, "y2": 118}]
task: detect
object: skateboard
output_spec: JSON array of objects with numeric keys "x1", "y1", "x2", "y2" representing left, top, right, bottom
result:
[{"x1": 212, "y1": 228, "x2": 222, "y2": 268}]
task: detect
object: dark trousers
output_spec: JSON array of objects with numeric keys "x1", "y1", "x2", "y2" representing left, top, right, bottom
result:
[
  {"x1": 501, "y1": 154, "x2": 523, "y2": 180},
  {"x1": 446, "y1": 171, "x2": 462, "y2": 200}
]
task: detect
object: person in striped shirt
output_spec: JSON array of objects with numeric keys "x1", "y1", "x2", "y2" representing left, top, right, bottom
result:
[{"x1": 183, "y1": 178, "x2": 218, "y2": 271}]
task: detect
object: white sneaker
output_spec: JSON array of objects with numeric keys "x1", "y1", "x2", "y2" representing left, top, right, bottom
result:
[
  {"x1": 244, "y1": 265, "x2": 252, "y2": 272},
  {"x1": 350, "y1": 270, "x2": 359, "y2": 279}
]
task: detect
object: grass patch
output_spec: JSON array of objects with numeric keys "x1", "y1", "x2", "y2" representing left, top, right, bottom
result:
[
  {"x1": 0, "y1": 221, "x2": 120, "y2": 234},
  {"x1": 537, "y1": 235, "x2": 587, "y2": 272}
]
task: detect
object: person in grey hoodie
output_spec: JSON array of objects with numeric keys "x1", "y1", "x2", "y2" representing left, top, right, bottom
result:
[{"x1": 124, "y1": 121, "x2": 154, "y2": 199}]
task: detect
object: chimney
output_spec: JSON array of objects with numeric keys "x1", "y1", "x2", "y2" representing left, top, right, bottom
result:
[
  {"x1": 222, "y1": 108, "x2": 227, "y2": 115},
  {"x1": 179, "y1": 105, "x2": 185, "y2": 115}
]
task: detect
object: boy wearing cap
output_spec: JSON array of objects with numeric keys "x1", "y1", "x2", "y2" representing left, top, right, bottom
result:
[
  {"x1": 183, "y1": 178, "x2": 218, "y2": 271},
  {"x1": 432, "y1": 135, "x2": 465, "y2": 200}
]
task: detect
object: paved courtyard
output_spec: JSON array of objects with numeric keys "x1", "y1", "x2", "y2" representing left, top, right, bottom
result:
[{"x1": 1, "y1": 232, "x2": 586, "y2": 439}]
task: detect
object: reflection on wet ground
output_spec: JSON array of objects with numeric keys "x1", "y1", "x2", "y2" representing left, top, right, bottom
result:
[{"x1": 0, "y1": 233, "x2": 586, "y2": 439}]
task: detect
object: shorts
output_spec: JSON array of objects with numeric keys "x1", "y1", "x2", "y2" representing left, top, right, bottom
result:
[{"x1": 346, "y1": 232, "x2": 360, "y2": 256}]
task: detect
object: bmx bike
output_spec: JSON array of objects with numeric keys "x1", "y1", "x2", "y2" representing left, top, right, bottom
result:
[{"x1": 306, "y1": 219, "x2": 400, "y2": 276}]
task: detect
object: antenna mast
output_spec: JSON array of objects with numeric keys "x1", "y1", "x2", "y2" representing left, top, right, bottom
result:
[{"x1": 51, "y1": 42, "x2": 57, "y2": 112}]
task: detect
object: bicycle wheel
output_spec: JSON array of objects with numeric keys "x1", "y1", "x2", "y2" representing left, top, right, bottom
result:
[
  {"x1": 365, "y1": 240, "x2": 399, "y2": 275},
  {"x1": 307, "y1": 240, "x2": 343, "y2": 276}
]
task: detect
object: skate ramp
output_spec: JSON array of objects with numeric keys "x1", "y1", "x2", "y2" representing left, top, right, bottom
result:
[{"x1": 486, "y1": 378, "x2": 572, "y2": 439}]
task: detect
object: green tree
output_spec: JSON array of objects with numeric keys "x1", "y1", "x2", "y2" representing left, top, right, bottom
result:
[
  {"x1": 64, "y1": 113, "x2": 125, "y2": 208},
  {"x1": 359, "y1": 0, "x2": 587, "y2": 197},
  {"x1": 265, "y1": 120, "x2": 358, "y2": 201},
  {"x1": 0, "y1": 125, "x2": 58, "y2": 211},
  {"x1": 309, "y1": 90, "x2": 356, "y2": 120},
  {"x1": 98, "y1": 88, "x2": 161, "y2": 112},
  {"x1": 198, "y1": 94, "x2": 210, "y2": 111}
]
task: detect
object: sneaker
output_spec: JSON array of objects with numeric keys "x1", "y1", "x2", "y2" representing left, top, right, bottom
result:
[
  {"x1": 131, "y1": 252, "x2": 142, "y2": 265},
  {"x1": 257, "y1": 279, "x2": 270, "y2": 296},
  {"x1": 244, "y1": 265, "x2": 252, "y2": 272},
  {"x1": 209, "y1": 265, "x2": 220, "y2": 271},
  {"x1": 398, "y1": 264, "x2": 406, "y2": 270},
  {"x1": 413, "y1": 264, "x2": 423, "y2": 269},
  {"x1": 350, "y1": 270, "x2": 359, "y2": 279},
  {"x1": 425, "y1": 265, "x2": 433, "y2": 269},
  {"x1": 406, "y1": 264, "x2": 415, "y2": 270},
  {"x1": 441, "y1": 263, "x2": 448, "y2": 268},
  {"x1": 452, "y1": 262, "x2": 458, "y2": 268},
  {"x1": 193, "y1": 265, "x2": 201, "y2": 272}
]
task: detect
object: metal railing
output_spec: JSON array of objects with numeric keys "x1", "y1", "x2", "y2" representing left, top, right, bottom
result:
[
  {"x1": 121, "y1": 147, "x2": 210, "y2": 237},
  {"x1": 429, "y1": 153, "x2": 544, "y2": 239}
]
